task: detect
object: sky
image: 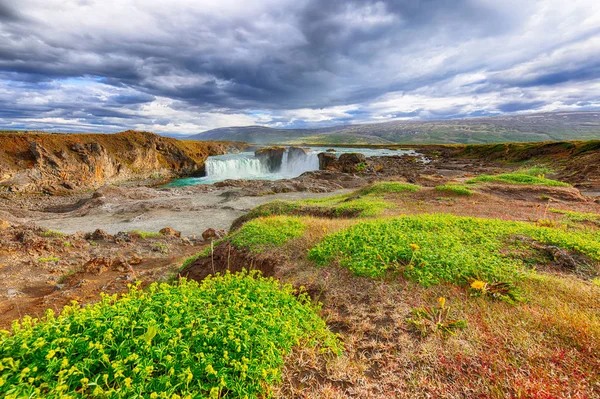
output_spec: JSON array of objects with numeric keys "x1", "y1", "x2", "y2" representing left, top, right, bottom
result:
[{"x1": 0, "y1": 0, "x2": 599, "y2": 135}]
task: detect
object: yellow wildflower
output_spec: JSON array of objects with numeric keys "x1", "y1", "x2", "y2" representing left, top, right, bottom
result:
[
  {"x1": 409, "y1": 243, "x2": 420, "y2": 251},
  {"x1": 437, "y1": 297, "x2": 446, "y2": 309},
  {"x1": 471, "y1": 280, "x2": 487, "y2": 290}
]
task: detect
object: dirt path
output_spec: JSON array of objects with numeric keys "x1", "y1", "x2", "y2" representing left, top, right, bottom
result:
[{"x1": 5, "y1": 186, "x2": 352, "y2": 236}]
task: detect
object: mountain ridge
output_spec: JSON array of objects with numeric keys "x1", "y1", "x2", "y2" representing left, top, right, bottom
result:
[{"x1": 181, "y1": 111, "x2": 600, "y2": 144}]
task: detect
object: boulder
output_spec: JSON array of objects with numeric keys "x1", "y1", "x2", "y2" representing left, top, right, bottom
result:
[
  {"x1": 202, "y1": 228, "x2": 226, "y2": 241},
  {"x1": 255, "y1": 146, "x2": 286, "y2": 172},
  {"x1": 318, "y1": 152, "x2": 338, "y2": 170},
  {"x1": 86, "y1": 229, "x2": 112, "y2": 241},
  {"x1": 159, "y1": 227, "x2": 181, "y2": 237},
  {"x1": 338, "y1": 153, "x2": 366, "y2": 164}
]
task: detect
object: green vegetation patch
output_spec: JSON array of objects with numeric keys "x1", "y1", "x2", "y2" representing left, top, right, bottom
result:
[
  {"x1": 231, "y1": 181, "x2": 419, "y2": 230},
  {"x1": 0, "y1": 272, "x2": 339, "y2": 399},
  {"x1": 229, "y1": 216, "x2": 306, "y2": 253},
  {"x1": 309, "y1": 214, "x2": 600, "y2": 286},
  {"x1": 435, "y1": 184, "x2": 474, "y2": 196},
  {"x1": 466, "y1": 169, "x2": 570, "y2": 187},
  {"x1": 129, "y1": 230, "x2": 162, "y2": 239},
  {"x1": 42, "y1": 230, "x2": 64, "y2": 238},
  {"x1": 550, "y1": 208, "x2": 600, "y2": 224}
]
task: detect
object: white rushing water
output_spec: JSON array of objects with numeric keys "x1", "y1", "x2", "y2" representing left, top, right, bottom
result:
[{"x1": 167, "y1": 146, "x2": 418, "y2": 186}]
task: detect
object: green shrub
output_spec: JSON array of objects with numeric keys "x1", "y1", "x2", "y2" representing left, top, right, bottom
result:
[
  {"x1": 435, "y1": 184, "x2": 473, "y2": 196},
  {"x1": 0, "y1": 272, "x2": 340, "y2": 399},
  {"x1": 309, "y1": 214, "x2": 600, "y2": 286},
  {"x1": 466, "y1": 172, "x2": 569, "y2": 187},
  {"x1": 230, "y1": 216, "x2": 306, "y2": 253}
]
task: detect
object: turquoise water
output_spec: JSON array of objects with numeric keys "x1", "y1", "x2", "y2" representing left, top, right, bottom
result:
[{"x1": 166, "y1": 146, "x2": 418, "y2": 187}]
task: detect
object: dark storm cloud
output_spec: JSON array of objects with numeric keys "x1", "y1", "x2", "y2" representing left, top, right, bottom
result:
[{"x1": 0, "y1": 0, "x2": 598, "y2": 132}]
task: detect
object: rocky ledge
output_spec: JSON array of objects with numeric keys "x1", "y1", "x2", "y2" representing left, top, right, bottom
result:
[{"x1": 0, "y1": 130, "x2": 246, "y2": 194}]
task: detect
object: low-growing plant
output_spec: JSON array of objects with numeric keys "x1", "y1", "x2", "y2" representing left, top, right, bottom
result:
[
  {"x1": 42, "y1": 230, "x2": 64, "y2": 238},
  {"x1": 38, "y1": 256, "x2": 60, "y2": 263},
  {"x1": 0, "y1": 272, "x2": 341, "y2": 399},
  {"x1": 129, "y1": 230, "x2": 161, "y2": 239},
  {"x1": 435, "y1": 184, "x2": 473, "y2": 196},
  {"x1": 229, "y1": 216, "x2": 306, "y2": 253},
  {"x1": 309, "y1": 214, "x2": 600, "y2": 287},
  {"x1": 469, "y1": 280, "x2": 521, "y2": 303},
  {"x1": 549, "y1": 208, "x2": 600, "y2": 224},
  {"x1": 407, "y1": 297, "x2": 467, "y2": 337},
  {"x1": 466, "y1": 172, "x2": 569, "y2": 187}
]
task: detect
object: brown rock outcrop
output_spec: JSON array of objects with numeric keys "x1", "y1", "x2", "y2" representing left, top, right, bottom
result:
[{"x1": 0, "y1": 130, "x2": 246, "y2": 194}]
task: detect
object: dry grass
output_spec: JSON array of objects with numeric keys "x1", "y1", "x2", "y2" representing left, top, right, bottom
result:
[{"x1": 229, "y1": 184, "x2": 600, "y2": 398}]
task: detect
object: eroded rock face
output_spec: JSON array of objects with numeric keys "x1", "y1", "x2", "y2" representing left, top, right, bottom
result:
[
  {"x1": 318, "y1": 152, "x2": 338, "y2": 170},
  {"x1": 0, "y1": 131, "x2": 246, "y2": 194},
  {"x1": 255, "y1": 146, "x2": 286, "y2": 172}
]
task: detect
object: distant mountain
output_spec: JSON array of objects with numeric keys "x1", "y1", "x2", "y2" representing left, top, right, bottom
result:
[{"x1": 179, "y1": 111, "x2": 600, "y2": 145}]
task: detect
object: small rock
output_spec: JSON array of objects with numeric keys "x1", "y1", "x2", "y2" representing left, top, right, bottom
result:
[
  {"x1": 159, "y1": 227, "x2": 181, "y2": 237},
  {"x1": 0, "y1": 220, "x2": 11, "y2": 230},
  {"x1": 83, "y1": 257, "x2": 113, "y2": 275},
  {"x1": 86, "y1": 229, "x2": 112, "y2": 241},
  {"x1": 128, "y1": 254, "x2": 143, "y2": 265},
  {"x1": 202, "y1": 228, "x2": 226, "y2": 241},
  {"x1": 114, "y1": 231, "x2": 133, "y2": 244},
  {"x1": 7, "y1": 289, "x2": 25, "y2": 299}
]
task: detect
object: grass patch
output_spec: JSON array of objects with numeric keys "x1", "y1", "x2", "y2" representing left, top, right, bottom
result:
[
  {"x1": 549, "y1": 208, "x2": 600, "y2": 224},
  {"x1": 42, "y1": 230, "x2": 64, "y2": 238},
  {"x1": 38, "y1": 257, "x2": 60, "y2": 263},
  {"x1": 467, "y1": 168, "x2": 569, "y2": 187},
  {"x1": 309, "y1": 214, "x2": 600, "y2": 287},
  {"x1": 0, "y1": 272, "x2": 339, "y2": 399},
  {"x1": 129, "y1": 230, "x2": 161, "y2": 239},
  {"x1": 298, "y1": 195, "x2": 390, "y2": 217},
  {"x1": 435, "y1": 184, "x2": 474, "y2": 196},
  {"x1": 230, "y1": 216, "x2": 306, "y2": 253},
  {"x1": 230, "y1": 181, "x2": 418, "y2": 230}
]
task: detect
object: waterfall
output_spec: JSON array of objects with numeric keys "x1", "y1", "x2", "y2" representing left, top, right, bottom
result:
[
  {"x1": 279, "y1": 149, "x2": 320, "y2": 177},
  {"x1": 205, "y1": 154, "x2": 270, "y2": 180},
  {"x1": 204, "y1": 148, "x2": 320, "y2": 181}
]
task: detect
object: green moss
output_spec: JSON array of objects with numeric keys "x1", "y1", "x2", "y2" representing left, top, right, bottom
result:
[
  {"x1": 435, "y1": 184, "x2": 474, "y2": 196},
  {"x1": 230, "y1": 216, "x2": 306, "y2": 253},
  {"x1": 309, "y1": 214, "x2": 600, "y2": 287},
  {"x1": 0, "y1": 272, "x2": 340, "y2": 399}
]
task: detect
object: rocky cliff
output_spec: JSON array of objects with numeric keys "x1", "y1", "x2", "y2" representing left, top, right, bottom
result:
[{"x1": 0, "y1": 130, "x2": 246, "y2": 194}]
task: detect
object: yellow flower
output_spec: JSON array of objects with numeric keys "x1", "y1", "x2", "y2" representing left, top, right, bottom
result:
[
  {"x1": 471, "y1": 280, "x2": 487, "y2": 290},
  {"x1": 409, "y1": 243, "x2": 420, "y2": 251},
  {"x1": 437, "y1": 297, "x2": 446, "y2": 309},
  {"x1": 124, "y1": 377, "x2": 133, "y2": 388}
]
